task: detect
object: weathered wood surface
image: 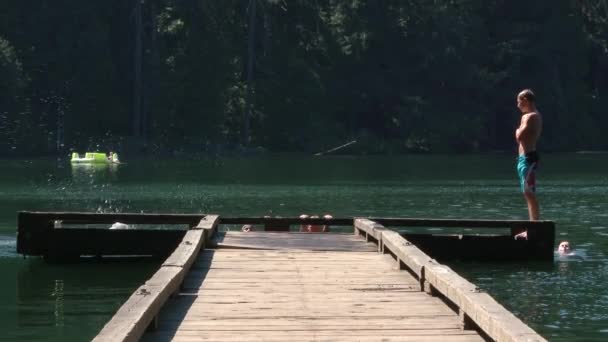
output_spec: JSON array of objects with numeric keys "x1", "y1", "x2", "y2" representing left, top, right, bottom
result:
[
  {"x1": 44, "y1": 229, "x2": 186, "y2": 258},
  {"x1": 18, "y1": 211, "x2": 205, "y2": 225},
  {"x1": 19, "y1": 211, "x2": 555, "y2": 229},
  {"x1": 403, "y1": 234, "x2": 555, "y2": 261},
  {"x1": 212, "y1": 231, "x2": 378, "y2": 252},
  {"x1": 219, "y1": 216, "x2": 554, "y2": 230},
  {"x1": 93, "y1": 217, "x2": 219, "y2": 342},
  {"x1": 354, "y1": 219, "x2": 547, "y2": 342},
  {"x1": 141, "y1": 234, "x2": 485, "y2": 342},
  {"x1": 17, "y1": 212, "x2": 555, "y2": 261}
]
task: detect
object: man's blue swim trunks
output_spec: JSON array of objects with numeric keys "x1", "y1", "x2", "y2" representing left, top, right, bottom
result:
[{"x1": 517, "y1": 151, "x2": 539, "y2": 193}]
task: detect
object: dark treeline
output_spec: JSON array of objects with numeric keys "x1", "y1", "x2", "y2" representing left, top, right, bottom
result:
[{"x1": 1, "y1": 0, "x2": 607, "y2": 156}]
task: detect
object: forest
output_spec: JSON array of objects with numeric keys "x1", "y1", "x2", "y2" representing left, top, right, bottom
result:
[{"x1": 1, "y1": 0, "x2": 607, "y2": 156}]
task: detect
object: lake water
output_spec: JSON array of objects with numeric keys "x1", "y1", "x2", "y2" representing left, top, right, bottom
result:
[{"x1": 1, "y1": 154, "x2": 607, "y2": 341}]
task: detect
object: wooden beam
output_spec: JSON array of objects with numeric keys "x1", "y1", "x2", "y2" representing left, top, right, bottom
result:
[
  {"x1": 195, "y1": 215, "x2": 219, "y2": 230},
  {"x1": 373, "y1": 218, "x2": 554, "y2": 229},
  {"x1": 219, "y1": 217, "x2": 353, "y2": 226},
  {"x1": 402, "y1": 234, "x2": 555, "y2": 261},
  {"x1": 381, "y1": 230, "x2": 430, "y2": 281},
  {"x1": 17, "y1": 212, "x2": 53, "y2": 255},
  {"x1": 92, "y1": 273, "x2": 181, "y2": 342},
  {"x1": 45, "y1": 229, "x2": 185, "y2": 258},
  {"x1": 18, "y1": 211, "x2": 204, "y2": 225},
  {"x1": 195, "y1": 215, "x2": 219, "y2": 246},
  {"x1": 162, "y1": 230, "x2": 204, "y2": 269},
  {"x1": 19, "y1": 212, "x2": 555, "y2": 230},
  {"x1": 353, "y1": 218, "x2": 385, "y2": 240},
  {"x1": 93, "y1": 216, "x2": 219, "y2": 342},
  {"x1": 220, "y1": 216, "x2": 554, "y2": 230}
]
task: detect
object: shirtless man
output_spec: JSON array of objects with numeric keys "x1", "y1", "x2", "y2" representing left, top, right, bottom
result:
[{"x1": 514, "y1": 89, "x2": 543, "y2": 239}]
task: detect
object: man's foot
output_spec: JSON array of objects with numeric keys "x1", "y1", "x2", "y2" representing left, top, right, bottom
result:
[{"x1": 514, "y1": 230, "x2": 528, "y2": 240}]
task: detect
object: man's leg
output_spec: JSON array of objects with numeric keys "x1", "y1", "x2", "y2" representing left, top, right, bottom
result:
[
  {"x1": 525, "y1": 192, "x2": 540, "y2": 220},
  {"x1": 514, "y1": 190, "x2": 540, "y2": 240}
]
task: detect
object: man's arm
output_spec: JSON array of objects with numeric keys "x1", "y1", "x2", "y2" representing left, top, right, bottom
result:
[{"x1": 516, "y1": 114, "x2": 538, "y2": 142}]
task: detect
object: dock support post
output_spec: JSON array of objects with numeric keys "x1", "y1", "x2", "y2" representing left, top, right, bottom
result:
[
  {"x1": 17, "y1": 212, "x2": 53, "y2": 257},
  {"x1": 423, "y1": 280, "x2": 438, "y2": 296},
  {"x1": 146, "y1": 315, "x2": 159, "y2": 332},
  {"x1": 459, "y1": 309, "x2": 475, "y2": 330}
]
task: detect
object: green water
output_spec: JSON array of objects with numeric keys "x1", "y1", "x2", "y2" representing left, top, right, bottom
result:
[{"x1": 1, "y1": 154, "x2": 607, "y2": 341}]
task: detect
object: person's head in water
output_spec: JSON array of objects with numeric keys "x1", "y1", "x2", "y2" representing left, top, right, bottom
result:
[
  {"x1": 558, "y1": 241, "x2": 571, "y2": 253},
  {"x1": 517, "y1": 89, "x2": 536, "y2": 113}
]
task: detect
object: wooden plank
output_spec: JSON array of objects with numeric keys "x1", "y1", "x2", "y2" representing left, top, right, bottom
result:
[
  {"x1": 186, "y1": 268, "x2": 415, "y2": 277},
  {"x1": 47, "y1": 228, "x2": 186, "y2": 258},
  {"x1": 183, "y1": 279, "x2": 417, "y2": 287},
  {"x1": 456, "y1": 291, "x2": 547, "y2": 342},
  {"x1": 93, "y1": 217, "x2": 218, "y2": 342},
  {"x1": 183, "y1": 283, "x2": 417, "y2": 292},
  {"x1": 195, "y1": 215, "x2": 219, "y2": 240},
  {"x1": 402, "y1": 234, "x2": 555, "y2": 261},
  {"x1": 19, "y1": 211, "x2": 205, "y2": 225},
  {"x1": 155, "y1": 319, "x2": 465, "y2": 330},
  {"x1": 143, "y1": 332, "x2": 485, "y2": 342},
  {"x1": 154, "y1": 328, "x2": 479, "y2": 334},
  {"x1": 218, "y1": 216, "x2": 554, "y2": 230},
  {"x1": 212, "y1": 231, "x2": 376, "y2": 252},
  {"x1": 354, "y1": 218, "x2": 386, "y2": 240},
  {"x1": 161, "y1": 309, "x2": 456, "y2": 318},
  {"x1": 155, "y1": 328, "x2": 477, "y2": 334},
  {"x1": 381, "y1": 229, "x2": 430, "y2": 280},
  {"x1": 219, "y1": 217, "x2": 353, "y2": 226},
  {"x1": 92, "y1": 274, "x2": 180, "y2": 342},
  {"x1": 190, "y1": 265, "x2": 399, "y2": 272},
  {"x1": 198, "y1": 249, "x2": 378, "y2": 258},
  {"x1": 162, "y1": 230, "x2": 204, "y2": 268},
  {"x1": 168, "y1": 292, "x2": 439, "y2": 302},
  {"x1": 374, "y1": 217, "x2": 554, "y2": 229},
  {"x1": 163, "y1": 299, "x2": 452, "y2": 311},
  {"x1": 17, "y1": 212, "x2": 53, "y2": 255}
]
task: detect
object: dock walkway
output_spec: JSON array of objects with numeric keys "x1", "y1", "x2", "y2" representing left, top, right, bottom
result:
[
  {"x1": 15, "y1": 212, "x2": 550, "y2": 342},
  {"x1": 143, "y1": 232, "x2": 483, "y2": 341}
]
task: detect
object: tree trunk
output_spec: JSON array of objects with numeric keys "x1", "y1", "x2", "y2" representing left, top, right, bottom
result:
[
  {"x1": 244, "y1": 0, "x2": 257, "y2": 146},
  {"x1": 133, "y1": 0, "x2": 143, "y2": 138}
]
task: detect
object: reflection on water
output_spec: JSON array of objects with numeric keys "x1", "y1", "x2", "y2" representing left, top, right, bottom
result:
[
  {"x1": 13, "y1": 259, "x2": 157, "y2": 342},
  {"x1": 0, "y1": 237, "x2": 17, "y2": 258},
  {"x1": 70, "y1": 163, "x2": 119, "y2": 184},
  {"x1": 0, "y1": 154, "x2": 607, "y2": 341},
  {"x1": 555, "y1": 249, "x2": 586, "y2": 262},
  {"x1": 51, "y1": 280, "x2": 64, "y2": 328}
]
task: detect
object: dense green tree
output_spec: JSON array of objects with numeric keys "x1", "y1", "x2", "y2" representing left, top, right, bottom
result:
[
  {"x1": 0, "y1": 36, "x2": 30, "y2": 153},
  {"x1": 1, "y1": 0, "x2": 607, "y2": 155}
]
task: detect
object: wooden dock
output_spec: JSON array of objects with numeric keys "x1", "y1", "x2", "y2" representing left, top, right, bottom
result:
[
  {"x1": 140, "y1": 242, "x2": 484, "y2": 341},
  {"x1": 16, "y1": 212, "x2": 553, "y2": 341}
]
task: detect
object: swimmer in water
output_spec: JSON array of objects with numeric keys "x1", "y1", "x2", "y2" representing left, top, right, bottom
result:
[{"x1": 557, "y1": 241, "x2": 572, "y2": 254}]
